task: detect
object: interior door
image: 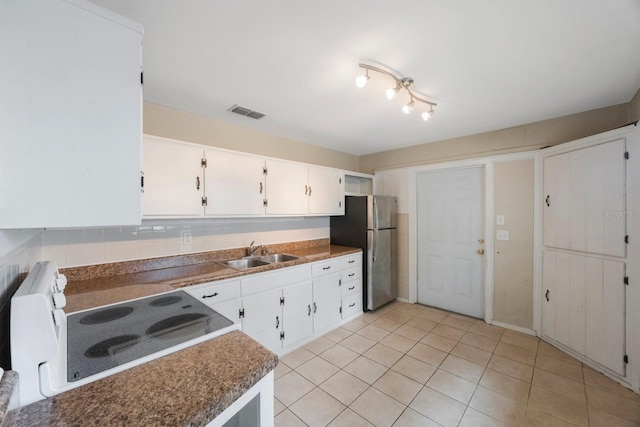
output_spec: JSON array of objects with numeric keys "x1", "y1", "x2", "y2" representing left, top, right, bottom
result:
[{"x1": 416, "y1": 167, "x2": 485, "y2": 318}]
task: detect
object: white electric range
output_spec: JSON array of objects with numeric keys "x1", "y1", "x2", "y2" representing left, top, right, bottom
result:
[{"x1": 10, "y1": 261, "x2": 239, "y2": 406}]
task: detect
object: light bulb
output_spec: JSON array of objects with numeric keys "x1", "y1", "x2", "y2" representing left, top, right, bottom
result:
[
  {"x1": 402, "y1": 100, "x2": 415, "y2": 114},
  {"x1": 421, "y1": 110, "x2": 433, "y2": 121},
  {"x1": 355, "y1": 74, "x2": 369, "y2": 88},
  {"x1": 385, "y1": 86, "x2": 400, "y2": 100}
]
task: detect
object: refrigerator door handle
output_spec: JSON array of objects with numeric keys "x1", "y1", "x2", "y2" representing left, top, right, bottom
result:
[
  {"x1": 372, "y1": 230, "x2": 376, "y2": 262},
  {"x1": 373, "y1": 197, "x2": 379, "y2": 231}
]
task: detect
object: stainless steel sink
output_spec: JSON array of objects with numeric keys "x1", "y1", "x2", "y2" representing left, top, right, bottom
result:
[
  {"x1": 222, "y1": 258, "x2": 270, "y2": 270},
  {"x1": 256, "y1": 253, "x2": 299, "y2": 263}
]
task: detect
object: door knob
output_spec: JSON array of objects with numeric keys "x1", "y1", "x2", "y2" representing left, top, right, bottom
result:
[
  {"x1": 477, "y1": 249, "x2": 485, "y2": 255},
  {"x1": 478, "y1": 239, "x2": 484, "y2": 244}
]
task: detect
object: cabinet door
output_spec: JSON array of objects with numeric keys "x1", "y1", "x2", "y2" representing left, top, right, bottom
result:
[
  {"x1": 265, "y1": 159, "x2": 308, "y2": 215},
  {"x1": 242, "y1": 288, "x2": 282, "y2": 352},
  {"x1": 282, "y1": 281, "x2": 313, "y2": 348},
  {"x1": 585, "y1": 259, "x2": 626, "y2": 376},
  {"x1": 543, "y1": 153, "x2": 571, "y2": 249},
  {"x1": 312, "y1": 272, "x2": 342, "y2": 332},
  {"x1": 211, "y1": 299, "x2": 242, "y2": 324},
  {"x1": 143, "y1": 137, "x2": 204, "y2": 216},
  {"x1": 308, "y1": 166, "x2": 342, "y2": 215},
  {"x1": 204, "y1": 149, "x2": 265, "y2": 216},
  {"x1": 0, "y1": 0, "x2": 142, "y2": 227}
]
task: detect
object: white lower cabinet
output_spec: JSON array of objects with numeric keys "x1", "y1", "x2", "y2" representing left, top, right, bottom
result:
[
  {"x1": 241, "y1": 288, "x2": 283, "y2": 351},
  {"x1": 312, "y1": 272, "x2": 342, "y2": 333},
  {"x1": 186, "y1": 254, "x2": 363, "y2": 355}
]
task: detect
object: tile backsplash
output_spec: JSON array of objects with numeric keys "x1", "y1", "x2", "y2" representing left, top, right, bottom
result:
[{"x1": 43, "y1": 216, "x2": 330, "y2": 268}]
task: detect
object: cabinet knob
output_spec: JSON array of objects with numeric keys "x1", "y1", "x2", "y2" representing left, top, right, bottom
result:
[{"x1": 476, "y1": 249, "x2": 485, "y2": 255}]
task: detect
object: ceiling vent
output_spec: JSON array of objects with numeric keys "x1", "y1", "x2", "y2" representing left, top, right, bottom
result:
[{"x1": 228, "y1": 105, "x2": 266, "y2": 120}]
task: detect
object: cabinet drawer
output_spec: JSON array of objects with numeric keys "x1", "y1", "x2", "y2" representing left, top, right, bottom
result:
[
  {"x1": 341, "y1": 254, "x2": 361, "y2": 269},
  {"x1": 242, "y1": 264, "x2": 311, "y2": 296},
  {"x1": 186, "y1": 280, "x2": 240, "y2": 305},
  {"x1": 312, "y1": 259, "x2": 341, "y2": 277},
  {"x1": 342, "y1": 292, "x2": 362, "y2": 318},
  {"x1": 341, "y1": 277, "x2": 361, "y2": 297},
  {"x1": 341, "y1": 267, "x2": 360, "y2": 283}
]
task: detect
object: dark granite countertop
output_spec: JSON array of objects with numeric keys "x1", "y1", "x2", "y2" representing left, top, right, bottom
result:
[
  {"x1": 63, "y1": 240, "x2": 361, "y2": 312},
  {"x1": 10, "y1": 331, "x2": 278, "y2": 426}
]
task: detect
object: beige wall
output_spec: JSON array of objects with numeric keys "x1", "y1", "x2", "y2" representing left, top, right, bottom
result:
[
  {"x1": 630, "y1": 87, "x2": 640, "y2": 123},
  {"x1": 493, "y1": 160, "x2": 534, "y2": 329},
  {"x1": 144, "y1": 102, "x2": 360, "y2": 171},
  {"x1": 359, "y1": 104, "x2": 628, "y2": 173}
]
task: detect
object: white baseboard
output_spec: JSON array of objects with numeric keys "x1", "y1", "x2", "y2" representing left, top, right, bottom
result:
[
  {"x1": 490, "y1": 320, "x2": 537, "y2": 336},
  {"x1": 395, "y1": 297, "x2": 410, "y2": 303}
]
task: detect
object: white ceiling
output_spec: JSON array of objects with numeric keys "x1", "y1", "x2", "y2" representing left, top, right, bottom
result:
[{"x1": 90, "y1": 0, "x2": 640, "y2": 156}]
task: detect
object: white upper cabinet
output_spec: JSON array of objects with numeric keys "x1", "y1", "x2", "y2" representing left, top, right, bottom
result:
[
  {"x1": 308, "y1": 166, "x2": 342, "y2": 215},
  {"x1": 0, "y1": 0, "x2": 143, "y2": 228},
  {"x1": 204, "y1": 149, "x2": 266, "y2": 216},
  {"x1": 143, "y1": 136, "x2": 204, "y2": 217},
  {"x1": 264, "y1": 159, "x2": 309, "y2": 215},
  {"x1": 142, "y1": 135, "x2": 350, "y2": 218}
]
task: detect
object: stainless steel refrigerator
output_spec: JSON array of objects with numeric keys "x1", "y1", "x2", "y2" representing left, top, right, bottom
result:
[{"x1": 330, "y1": 195, "x2": 397, "y2": 311}]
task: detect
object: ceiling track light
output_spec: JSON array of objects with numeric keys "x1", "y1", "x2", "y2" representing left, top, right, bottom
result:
[{"x1": 356, "y1": 63, "x2": 437, "y2": 119}]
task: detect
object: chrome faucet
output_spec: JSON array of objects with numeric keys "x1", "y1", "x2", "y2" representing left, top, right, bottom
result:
[{"x1": 247, "y1": 241, "x2": 268, "y2": 256}]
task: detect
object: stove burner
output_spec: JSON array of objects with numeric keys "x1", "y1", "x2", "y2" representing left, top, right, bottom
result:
[
  {"x1": 145, "y1": 313, "x2": 210, "y2": 340},
  {"x1": 148, "y1": 295, "x2": 183, "y2": 307},
  {"x1": 84, "y1": 334, "x2": 141, "y2": 358},
  {"x1": 79, "y1": 306, "x2": 134, "y2": 325}
]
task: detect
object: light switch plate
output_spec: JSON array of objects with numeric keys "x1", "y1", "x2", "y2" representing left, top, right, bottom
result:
[
  {"x1": 496, "y1": 230, "x2": 510, "y2": 241},
  {"x1": 496, "y1": 215, "x2": 505, "y2": 226}
]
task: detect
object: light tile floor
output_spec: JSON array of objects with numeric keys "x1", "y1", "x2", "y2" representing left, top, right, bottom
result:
[{"x1": 274, "y1": 301, "x2": 640, "y2": 427}]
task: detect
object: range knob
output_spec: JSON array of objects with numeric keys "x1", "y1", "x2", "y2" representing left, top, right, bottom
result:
[
  {"x1": 52, "y1": 292, "x2": 67, "y2": 309},
  {"x1": 52, "y1": 309, "x2": 66, "y2": 326},
  {"x1": 55, "y1": 273, "x2": 67, "y2": 292}
]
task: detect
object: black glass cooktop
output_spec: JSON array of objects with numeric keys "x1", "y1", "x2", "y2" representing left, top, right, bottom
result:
[{"x1": 66, "y1": 291, "x2": 233, "y2": 382}]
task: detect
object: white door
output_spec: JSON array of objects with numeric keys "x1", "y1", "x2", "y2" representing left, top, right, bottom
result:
[
  {"x1": 313, "y1": 272, "x2": 342, "y2": 332},
  {"x1": 416, "y1": 167, "x2": 485, "y2": 318},
  {"x1": 241, "y1": 288, "x2": 282, "y2": 352},
  {"x1": 204, "y1": 149, "x2": 265, "y2": 216},
  {"x1": 308, "y1": 166, "x2": 342, "y2": 215},
  {"x1": 282, "y1": 281, "x2": 313, "y2": 348},
  {"x1": 265, "y1": 159, "x2": 308, "y2": 215},
  {"x1": 143, "y1": 137, "x2": 204, "y2": 217}
]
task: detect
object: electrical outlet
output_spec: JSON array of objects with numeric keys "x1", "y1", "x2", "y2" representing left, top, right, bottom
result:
[
  {"x1": 496, "y1": 215, "x2": 505, "y2": 226},
  {"x1": 496, "y1": 230, "x2": 510, "y2": 241},
  {"x1": 180, "y1": 230, "x2": 192, "y2": 252}
]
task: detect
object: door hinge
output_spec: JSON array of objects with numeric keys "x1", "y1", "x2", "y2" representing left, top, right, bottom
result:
[
  {"x1": 625, "y1": 235, "x2": 629, "y2": 244},
  {"x1": 202, "y1": 196, "x2": 208, "y2": 206},
  {"x1": 280, "y1": 296, "x2": 285, "y2": 305},
  {"x1": 263, "y1": 166, "x2": 268, "y2": 175},
  {"x1": 201, "y1": 158, "x2": 207, "y2": 168},
  {"x1": 140, "y1": 72, "x2": 143, "y2": 85},
  {"x1": 239, "y1": 308, "x2": 245, "y2": 318},
  {"x1": 625, "y1": 151, "x2": 629, "y2": 160},
  {"x1": 624, "y1": 276, "x2": 629, "y2": 285},
  {"x1": 280, "y1": 331, "x2": 285, "y2": 340},
  {"x1": 140, "y1": 172, "x2": 144, "y2": 192},
  {"x1": 624, "y1": 354, "x2": 629, "y2": 364},
  {"x1": 263, "y1": 199, "x2": 268, "y2": 207}
]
